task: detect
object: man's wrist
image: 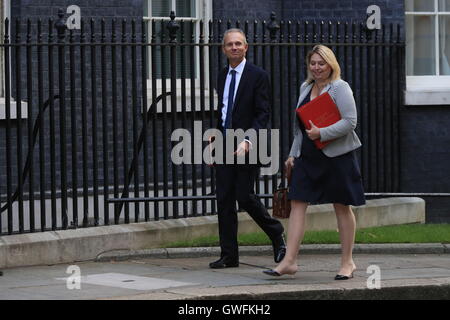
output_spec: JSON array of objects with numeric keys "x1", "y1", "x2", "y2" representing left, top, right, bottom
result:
[{"x1": 244, "y1": 139, "x2": 253, "y2": 149}]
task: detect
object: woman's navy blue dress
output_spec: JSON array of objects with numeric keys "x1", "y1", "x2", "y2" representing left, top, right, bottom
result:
[{"x1": 288, "y1": 91, "x2": 366, "y2": 206}]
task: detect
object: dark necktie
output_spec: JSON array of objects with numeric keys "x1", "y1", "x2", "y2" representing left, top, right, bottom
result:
[{"x1": 224, "y1": 70, "x2": 236, "y2": 131}]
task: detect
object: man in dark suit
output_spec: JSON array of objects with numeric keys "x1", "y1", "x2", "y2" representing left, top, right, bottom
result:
[{"x1": 209, "y1": 29, "x2": 286, "y2": 269}]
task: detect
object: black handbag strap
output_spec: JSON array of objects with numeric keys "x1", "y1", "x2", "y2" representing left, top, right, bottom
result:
[{"x1": 277, "y1": 165, "x2": 291, "y2": 189}]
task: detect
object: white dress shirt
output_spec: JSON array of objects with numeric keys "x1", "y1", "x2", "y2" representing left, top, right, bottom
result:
[{"x1": 221, "y1": 58, "x2": 246, "y2": 127}]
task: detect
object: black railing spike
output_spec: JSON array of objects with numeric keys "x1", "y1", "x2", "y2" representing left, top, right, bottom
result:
[
  {"x1": 267, "y1": 12, "x2": 279, "y2": 42},
  {"x1": 55, "y1": 8, "x2": 67, "y2": 38},
  {"x1": 328, "y1": 21, "x2": 333, "y2": 42},
  {"x1": 304, "y1": 21, "x2": 309, "y2": 43},
  {"x1": 15, "y1": 18, "x2": 21, "y2": 42},
  {"x1": 320, "y1": 21, "x2": 325, "y2": 43},
  {"x1": 262, "y1": 20, "x2": 267, "y2": 42},
  {"x1": 288, "y1": 21, "x2": 292, "y2": 43},
  {"x1": 279, "y1": 20, "x2": 284, "y2": 42},
  {"x1": 167, "y1": 11, "x2": 179, "y2": 42}
]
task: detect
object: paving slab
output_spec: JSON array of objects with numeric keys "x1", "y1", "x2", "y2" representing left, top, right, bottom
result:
[{"x1": 0, "y1": 250, "x2": 449, "y2": 300}]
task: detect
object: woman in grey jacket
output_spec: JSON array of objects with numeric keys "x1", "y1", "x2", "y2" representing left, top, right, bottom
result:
[{"x1": 264, "y1": 45, "x2": 365, "y2": 279}]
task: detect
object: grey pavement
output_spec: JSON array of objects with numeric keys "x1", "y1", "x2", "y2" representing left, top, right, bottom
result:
[{"x1": 0, "y1": 244, "x2": 449, "y2": 300}]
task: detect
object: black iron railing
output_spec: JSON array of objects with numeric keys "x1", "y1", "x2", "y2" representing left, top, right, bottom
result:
[{"x1": 0, "y1": 10, "x2": 408, "y2": 235}]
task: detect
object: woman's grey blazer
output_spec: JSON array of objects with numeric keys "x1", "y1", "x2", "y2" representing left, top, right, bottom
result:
[{"x1": 288, "y1": 79, "x2": 362, "y2": 158}]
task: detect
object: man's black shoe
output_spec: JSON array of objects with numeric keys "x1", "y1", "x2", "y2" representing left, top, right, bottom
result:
[
  {"x1": 209, "y1": 257, "x2": 239, "y2": 269},
  {"x1": 272, "y1": 234, "x2": 287, "y2": 263},
  {"x1": 0, "y1": 270, "x2": 3, "y2": 276}
]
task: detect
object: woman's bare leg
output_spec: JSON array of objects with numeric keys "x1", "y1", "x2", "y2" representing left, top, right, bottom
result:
[
  {"x1": 272, "y1": 200, "x2": 308, "y2": 275},
  {"x1": 334, "y1": 203, "x2": 357, "y2": 276}
]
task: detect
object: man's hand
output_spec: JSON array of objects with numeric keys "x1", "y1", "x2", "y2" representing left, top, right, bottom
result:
[
  {"x1": 207, "y1": 136, "x2": 215, "y2": 167},
  {"x1": 234, "y1": 140, "x2": 250, "y2": 156},
  {"x1": 306, "y1": 120, "x2": 321, "y2": 140}
]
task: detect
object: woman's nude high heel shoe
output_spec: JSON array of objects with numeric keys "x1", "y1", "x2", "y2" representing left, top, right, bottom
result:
[{"x1": 263, "y1": 267, "x2": 297, "y2": 277}]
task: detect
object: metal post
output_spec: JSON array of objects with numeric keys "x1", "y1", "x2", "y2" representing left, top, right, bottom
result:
[
  {"x1": 167, "y1": 11, "x2": 179, "y2": 217},
  {"x1": 55, "y1": 9, "x2": 68, "y2": 229}
]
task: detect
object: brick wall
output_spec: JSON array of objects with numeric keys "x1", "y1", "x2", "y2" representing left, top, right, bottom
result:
[
  {"x1": 214, "y1": 0, "x2": 403, "y2": 26},
  {"x1": 11, "y1": 0, "x2": 144, "y2": 19},
  {"x1": 400, "y1": 106, "x2": 450, "y2": 223}
]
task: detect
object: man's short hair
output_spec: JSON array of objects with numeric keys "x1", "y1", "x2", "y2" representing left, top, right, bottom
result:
[{"x1": 222, "y1": 28, "x2": 248, "y2": 46}]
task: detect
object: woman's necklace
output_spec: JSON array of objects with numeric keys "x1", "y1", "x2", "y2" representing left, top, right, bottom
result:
[{"x1": 315, "y1": 82, "x2": 326, "y2": 93}]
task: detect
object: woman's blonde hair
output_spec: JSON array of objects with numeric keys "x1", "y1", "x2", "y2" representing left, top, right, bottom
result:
[{"x1": 305, "y1": 44, "x2": 341, "y2": 84}]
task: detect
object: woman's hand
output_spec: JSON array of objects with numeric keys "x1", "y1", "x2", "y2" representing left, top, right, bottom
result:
[
  {"x1": 285, "y1": 156, "x2": 294, "y2": 169},
  {"x1": 285, "y1": 157, "x2": 294, "y2": 183},
  {"x1": 306, "y1": 120, "x2": 321, "y2": 140}
]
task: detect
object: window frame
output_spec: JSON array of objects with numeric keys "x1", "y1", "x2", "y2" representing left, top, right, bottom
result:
[
  {"x1": 144, "y1": 0, "x2": 213, "y2": 88},
  {"x1": 0, "y1": 0, "x2": 28, "y2": 119},
  {"x1": 143, "y1": 0, "x2": 215, "y2": 113},
  {"x1": 405, "y1": 0, "x2": 450, "y2": 105}
]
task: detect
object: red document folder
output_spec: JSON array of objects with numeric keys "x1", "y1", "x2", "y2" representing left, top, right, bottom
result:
[{"x1": 295, "y1": 92, "x2": 341, "y2": 149}]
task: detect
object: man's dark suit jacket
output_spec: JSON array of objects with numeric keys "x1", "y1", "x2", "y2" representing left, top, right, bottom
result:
[{"x1": 216, "y1": 61, "x2": 271, "y2": 148}]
